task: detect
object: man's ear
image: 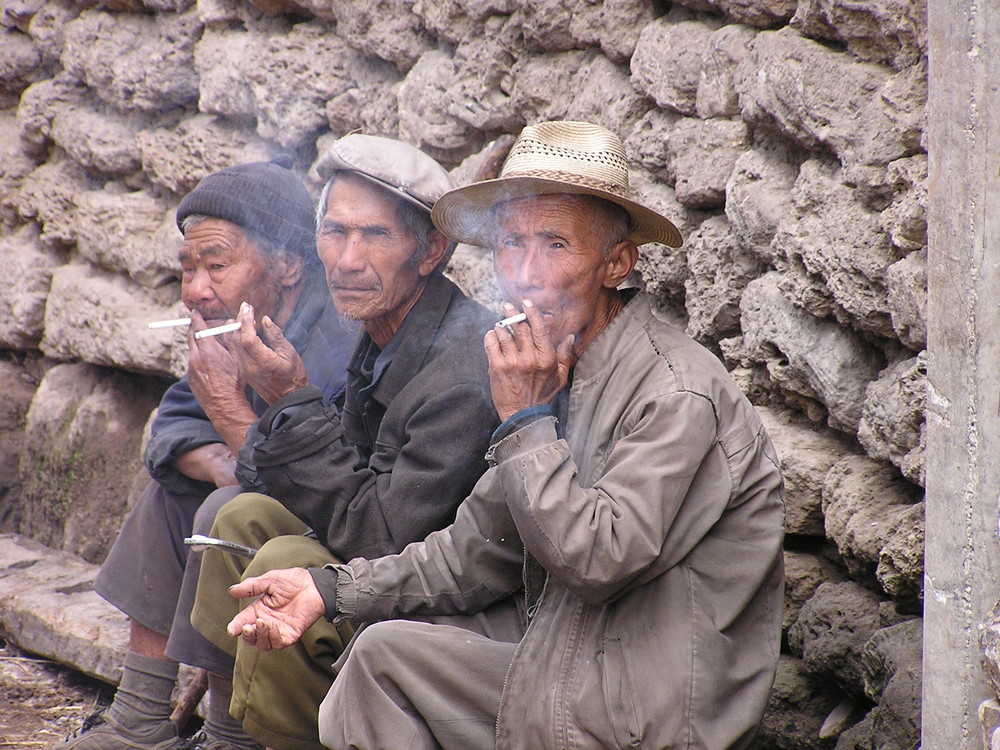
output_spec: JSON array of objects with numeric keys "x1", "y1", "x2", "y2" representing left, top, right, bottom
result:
[
  {"x1": 275, "y1": 250, "x2": 305, "y2": 288},
  {"x1": 603, "y1": 240, "x2": 639, "y2": 289},
  {"x1": 416, "y1": 229, "x2": 450, "y2": 277}
]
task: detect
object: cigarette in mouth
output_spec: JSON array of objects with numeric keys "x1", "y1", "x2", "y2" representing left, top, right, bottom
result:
[
  {"x1": 496, "y1": 312, "x2": 528, "y2": 328},
  {"x1": 194, "y1": 321, "x2": 241, "y2": 340},
  {"x1": 147, "y1": 317, "x2": 192, "y2": 329}
]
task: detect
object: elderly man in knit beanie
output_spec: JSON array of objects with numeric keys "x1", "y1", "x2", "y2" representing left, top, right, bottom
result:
[{"x1": 56, "y1": 157, "x2": 356, "y2": 750}]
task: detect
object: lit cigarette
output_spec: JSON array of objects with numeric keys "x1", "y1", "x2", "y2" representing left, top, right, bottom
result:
[
  {"x1": 496, "y1": 312, "x2": 528, "y2": 328},
  {"x1": 147, "y1": 317, "x2": 191, "y2": 329},
  {"x1": 194, "y1": 321, "x2": 241, "y2": 339}
]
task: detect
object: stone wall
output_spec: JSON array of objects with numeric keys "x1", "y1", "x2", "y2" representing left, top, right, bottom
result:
[{"x1": 0, "y1": 0, "x2": 928, "y2": 747}]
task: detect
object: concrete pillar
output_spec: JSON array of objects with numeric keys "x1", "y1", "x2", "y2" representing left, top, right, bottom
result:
[{"x1": 925, "y1": 1, "x2": 1000, "y2": 747}]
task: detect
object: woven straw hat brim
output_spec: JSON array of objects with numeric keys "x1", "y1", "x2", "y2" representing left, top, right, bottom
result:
[{"x1": 431, "y1": 175, "x2": 683, "y2": 249}]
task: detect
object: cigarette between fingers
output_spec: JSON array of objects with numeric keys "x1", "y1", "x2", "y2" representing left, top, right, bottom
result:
[
  {"x1": 194, "y1": 321, "x2": 241, "y2": 339},
  {"x1": 496, "y1": 312, "x2": 528, "y2": 328},
  {"x1": 147, "y1": 317, "x2": 191, "y2": 329}
]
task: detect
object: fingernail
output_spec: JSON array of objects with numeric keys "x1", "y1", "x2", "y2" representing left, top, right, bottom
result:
[{"x1": 522, "y1": 299, "x2": 533, "y2": 308}]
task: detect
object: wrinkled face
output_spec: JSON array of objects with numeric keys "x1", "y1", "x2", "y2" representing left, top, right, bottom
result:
[
  {"x1": 179, "y1": 217, "x2": 283, "y2": 325},
  {"x1": 493, "y1": 194, "x2": 630, "y2": 360},
  {"x1": 316, "y1": 172, "x2": 426, "y2": 326}
]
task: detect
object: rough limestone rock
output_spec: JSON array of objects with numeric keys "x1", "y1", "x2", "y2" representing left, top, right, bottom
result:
[
  {"x1": 980, "y1": 600, "x2": 1000, "y2": 701},
  {"x1": 15, "y1": 157, "x2": 93, "y2": 247},
  {"x1": 881, "y1": 155, "x2": 927, "y2": 254},
  {"x1": 50, "y1": 103, "x2": 144, "y2": 177},
  {"x1": 18, "y1": 363, "x2": 165, "y2": 562},
  {"x1": 40, "y1": 263, "x2": 187, "y2": 378},
  {"x1": 834, "y1": 618, "x2": 922, "y2": 750},
  {"x1": 624, "y1": 108, "x2": 681, "y2": 182},
  {"x1": 739, "y1": 273, "x2": 883, "y2": 434},
  {"x1": 0, "y1": 360, "x2": 38, "y2": 520},
  {"x1": 136, "y1": 114, "x2": 277, "y2": 197},
  {"x1": 397, "y1": 50, "x2": 477, "y2": 160},
  {"x1": 193, "y1": 25, "x2": 263, "y2": 123},
  {"x1": 15, "y1": 72, "x2": 87, "y2": 156},
  {"x1": 791, "y1": 0, "x2": 926, "y2": 70},
  {"x1": 517, "y1": 0, "x2": 657, "y2": 62},
  {"x1": 738, "y1": 28, "x2": 924, "y2": 171},
  {"x1": 696, "y1": 23, "x2": 758, "y2": 119},
  {"x1": 324, "y1": 51, "x2": 401, "y2": 138},
  {"x1": 784, "y1": 550, "x2": 848, "y2": 634},
  {"x1": 724, "y1": 141, "x2": 802, "y2": 265},
  {"x1": 822, "y1": 454, "x2": 923, "y2": 603},
  {"x1": 0, "y1": 224, "x2": 61, "y2": 349},
  {"x1": 560, "y1": 54, "x2": 651, "y2": 139},
  {"x1": 683, "y1": 214, "x2": 764, "y2": 343},
  {"x1": 771, "y1": 159, "x2": 897, "y2": 339},
  {"x1": 758, "y1": 654, "x2": 843, "y2": 750},
  {"x1": 756, "y1": 405, "x2": 852, "y2": 536},
  {"x1": 23, "y1": 0, "x2": 81, "y2": 70},
  {"x1": 667, "y1": 116, "x2": 748, "y2": 209},
  {"x1": 631, "y1": 14, "x2": 722, "y2": 117},
  {"x1": 0, "y1": 26, "x2": 44, "y2": 108},
  {"x1": 73, "y1": 188, "x2": 176, "y2": 288},
  {"x1": 60, "y1": 9, "x2": 200, "y2": 114},
  {"x1": 704, "y1": 0, "x2": 797, "y2": 29},
  {"x1": 875, "y1": 501, "x2": 923, "y2": 610},
  {"x1": 0, "y1": 110, "x2": 37, "y2": 226},
  {"x1": 858, "y1": 353, "x2": 925, "y2": 486},
  {"x1": 885, "y1": 249, "x2": 926, "y2": 352},
  {"x1": 244, "y1": 22, "x2": 361, "y2": 148},
  {"x1": 787, "y1": 580, "x2": 908, "y2": 697},
  {"x1": 330, "y1": 0, "x2": 434, "y2": 71}
]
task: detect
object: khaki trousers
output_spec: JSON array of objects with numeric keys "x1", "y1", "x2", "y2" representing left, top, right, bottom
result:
[
  {"x1": 319, "y1": 620, "x2": 517, "y2": 750},
  {"x1": 191, "y1": 493, "x2": 354, "y2": 750}
]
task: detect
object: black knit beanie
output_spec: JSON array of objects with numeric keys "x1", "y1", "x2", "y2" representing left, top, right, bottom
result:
[{"x1": 176, "y1": 155, "x2": 315, "y2": 261}]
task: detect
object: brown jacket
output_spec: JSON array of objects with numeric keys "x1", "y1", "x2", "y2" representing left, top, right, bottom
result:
[{"x1": 334, "y1": 293, "x2": 786, "y2": 749}]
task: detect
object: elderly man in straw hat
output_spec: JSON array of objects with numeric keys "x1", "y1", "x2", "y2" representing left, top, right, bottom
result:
[{"x1": 226, "y1": 120, "x2": 786, "y2": 750}]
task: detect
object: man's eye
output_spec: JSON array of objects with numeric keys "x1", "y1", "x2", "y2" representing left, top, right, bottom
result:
[{"x1": 209, "y1": 264, "x2": 226, "y2": 272}]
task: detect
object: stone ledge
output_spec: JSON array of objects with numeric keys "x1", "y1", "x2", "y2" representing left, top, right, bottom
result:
[{"x1": 0, "y1": 533, "x2": 128, "y2": 684}]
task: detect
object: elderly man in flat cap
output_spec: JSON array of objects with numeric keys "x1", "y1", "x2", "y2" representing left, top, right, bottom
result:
[
  {"x1": 178, "y1": 134, "x2": 515, "y2": 750},
  {"x1": 58, "y1": 158, "x2": 356, "y2": 750},
  {"x1": 228, "y1": 121, "x2": 786, "y2": 750}
]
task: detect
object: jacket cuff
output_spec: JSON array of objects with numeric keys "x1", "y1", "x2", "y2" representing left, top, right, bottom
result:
[
  {"x1": 257, "y1": 385, "x2": 324, "y2": 435},
  {"x1": 313, "y1": 563, "x2": 358, "y2": 622},
  {"x1": 487, "y1": 415, "x2": 559, "y2": 467}
]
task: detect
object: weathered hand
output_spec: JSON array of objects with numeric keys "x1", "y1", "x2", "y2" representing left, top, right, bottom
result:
[
  {"x1": 187, "y1": 310, "x2": 245, "y2": 416},
  {"x1": 484, "y1": 300, "x2": 574, "y2": 421},
  {"x1": 173, "y1": 443, "x2": 238, "y2": 488},
  {"x1": 226, "y1": 568, "x2": 326, "y2": 651},
  {"x1": 231, "y1": 302, "x2": 310, "y2": 405}
]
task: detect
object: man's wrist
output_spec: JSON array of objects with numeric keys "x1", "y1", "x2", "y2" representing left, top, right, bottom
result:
[{"x1": 308, "y1": 567, "x2": 339, "y2": 620}]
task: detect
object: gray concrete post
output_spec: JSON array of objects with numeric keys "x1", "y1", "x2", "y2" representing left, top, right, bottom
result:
[{"x1": 925, "y1": 1, "x2": 1000, "y2": 747}]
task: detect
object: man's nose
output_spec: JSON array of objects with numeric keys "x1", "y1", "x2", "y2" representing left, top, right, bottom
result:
[
  {"x1": 335, "y1": 233, "x2": 369, "y2": 273},
  {"x1": 513, "y1": 246, "x2": 544, "y2": 290},
  {"x1": 183, "y1": 269, "x2": 215, "y2": 302}
]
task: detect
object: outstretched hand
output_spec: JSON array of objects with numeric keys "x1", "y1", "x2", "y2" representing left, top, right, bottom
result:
[
  {"x1": 226, "y1": 567, "x2": 326, "y2": 651},
  {"x1": 232, "y1": 302, "x2": 310, "y2": 405},
  {"x1": 484, "y1": 300, "x2": 574, "y2": 421}
]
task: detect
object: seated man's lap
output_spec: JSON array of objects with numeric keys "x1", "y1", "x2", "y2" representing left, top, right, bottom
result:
[{"x1": 94, "y1": 479, "x2": 205, "y2": 633}]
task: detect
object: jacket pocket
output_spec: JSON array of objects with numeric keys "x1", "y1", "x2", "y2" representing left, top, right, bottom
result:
[{"x1": 600, "y1": 637, "x2": 643, "y2": 748}]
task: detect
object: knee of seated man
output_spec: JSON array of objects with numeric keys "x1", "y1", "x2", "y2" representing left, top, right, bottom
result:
[
  {"x1": 212, "y1": 492, "x2": 283, "y2": 538},
  {"x1": 244, "y1": 534, "x2": 336, "y2": 580}
]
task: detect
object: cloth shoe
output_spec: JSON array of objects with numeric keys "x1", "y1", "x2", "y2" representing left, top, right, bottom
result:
[
  {"x1": 54, "y1": 711, "x2": 186, "y2": 750},
  {"x1": 180, "y1": 731, "x2": 262, "y2": 750}
]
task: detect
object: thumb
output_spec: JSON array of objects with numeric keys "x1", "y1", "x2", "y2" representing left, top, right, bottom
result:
[
  {"x1": 229, "y1": 575, "x2": 267, "y2": 599},
  {"x1": 555, "y1": 334, "x2": 575, "y2": 380},
  {"x1": 261, "y1": 316, "x2": 293, "y2": 354}
]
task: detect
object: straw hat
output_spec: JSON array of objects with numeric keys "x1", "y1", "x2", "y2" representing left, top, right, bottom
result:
[{"x1": 432, "y1": 121, "x2": 683, "y2": 248}]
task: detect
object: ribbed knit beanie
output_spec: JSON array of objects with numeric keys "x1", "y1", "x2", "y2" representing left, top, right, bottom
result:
[{"x1": 176, "y1": 155, "x2": 315, "y2": 261}]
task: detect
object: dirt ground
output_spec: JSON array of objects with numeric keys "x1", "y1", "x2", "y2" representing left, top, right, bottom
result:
[{"x1": 0, "y1": 638, "x2": 111, "y2": 750}]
